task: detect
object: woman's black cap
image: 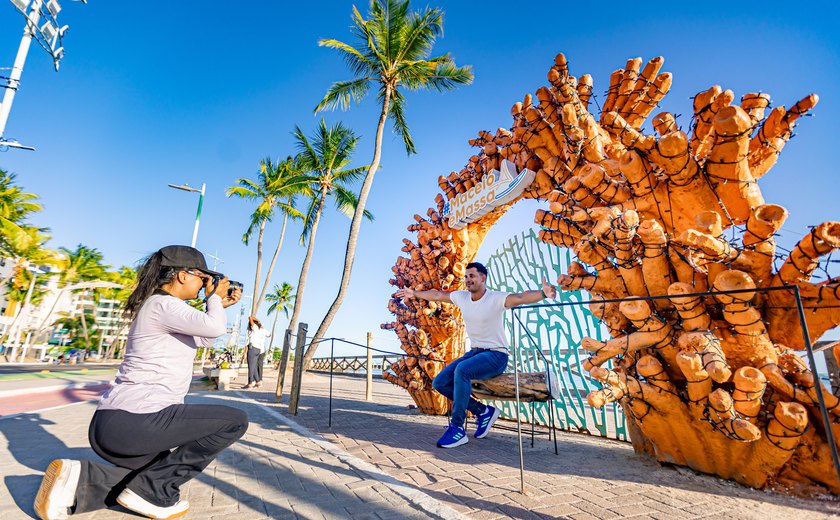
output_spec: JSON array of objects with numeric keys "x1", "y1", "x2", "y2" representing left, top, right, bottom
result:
[{"x1": 158, "y1": 245, "x2": 223, "y2": 278}]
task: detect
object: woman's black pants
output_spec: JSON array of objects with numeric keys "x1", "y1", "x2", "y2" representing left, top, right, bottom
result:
[
  {"x1": 73, "y1": 404, "x2": 248, "y2": 513},
  {"x1": 247, "y1": 348, "x2": 264, "y2": 383}
]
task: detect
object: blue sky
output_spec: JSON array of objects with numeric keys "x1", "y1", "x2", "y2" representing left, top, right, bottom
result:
[{"x1": 1, "y1": 1, "x2": 839, "y2": 354}]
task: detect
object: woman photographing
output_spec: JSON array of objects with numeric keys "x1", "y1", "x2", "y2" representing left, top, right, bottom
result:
[
  {"x1": 245, "y1": 316, "x2": 270, "y2": 389},
  {"x1": 34, "y1": 245, "x2": 246, "y2": 520}
]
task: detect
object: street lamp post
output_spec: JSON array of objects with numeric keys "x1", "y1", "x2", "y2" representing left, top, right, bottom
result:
[
  {"x1": 1, "y1": 0, "x2": 87, "y2": 151},
  {"x1": 167, "y1": 183, "x2": 205, "y2": 248}
]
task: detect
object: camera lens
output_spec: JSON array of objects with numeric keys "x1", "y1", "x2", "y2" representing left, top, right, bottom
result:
[{"x1": 228, "y1": 281, "x2": 243, "y2": 297}]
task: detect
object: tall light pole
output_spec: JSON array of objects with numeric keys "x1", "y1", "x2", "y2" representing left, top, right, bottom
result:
[
  {"x1": 167, "y1": 182, "x2": 205, "y2": 248},
  {"x1": 1, "y1": 0, "x2": 87, "y2": 151}
]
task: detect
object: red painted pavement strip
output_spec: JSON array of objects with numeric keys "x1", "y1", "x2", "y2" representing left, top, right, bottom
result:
[{"x1": 0, "y1": 383, "x2": 110, "y2": 416}]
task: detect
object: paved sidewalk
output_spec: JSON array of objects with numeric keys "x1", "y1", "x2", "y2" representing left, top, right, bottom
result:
[
  {"x1": 0, "y1": 390, "x2": 453, "y2": 519},
  {"x1": 2, "y1": 367, "x2": 838, "y2": 520},
  {"x1": 240, "y1": 369, "x2": 840, "y2": 520}
]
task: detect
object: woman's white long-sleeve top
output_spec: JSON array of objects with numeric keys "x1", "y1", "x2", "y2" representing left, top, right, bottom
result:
[{"x1": 98, "y1": 292, "x2": 226, "y2": 413}]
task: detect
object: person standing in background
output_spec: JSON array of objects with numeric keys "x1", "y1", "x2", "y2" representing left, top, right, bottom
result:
[{"x1": 245, "y1": 316, "x2": 270, "y2": 388}]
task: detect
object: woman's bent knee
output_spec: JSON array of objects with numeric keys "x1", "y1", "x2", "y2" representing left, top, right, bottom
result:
[{"x1": 222, "y1": 407, "x2": 249, "y2": 438}]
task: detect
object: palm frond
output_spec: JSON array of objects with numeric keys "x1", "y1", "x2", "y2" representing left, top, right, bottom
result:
[
  {"x1": 299, "y1": 193, "x2": 323, "y2": 245},
  {"x1": 332, "y1": 185, "x2": 374, "y2": 221},
  {"x1": 318, "y1": 38, "x2": 376, "y2": 78},
  {"x1": 396, "y1": 6, "x2": 443, "y2": 62},
  {"x1": 385, "y1": 87, "x2": 416, "y2": 155},
  {"x1": 315, "y1": 77, "x2": 373, "y2": 113}
]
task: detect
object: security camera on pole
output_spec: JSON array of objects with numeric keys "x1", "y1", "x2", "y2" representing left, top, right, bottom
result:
[{"x1": 1, "y1": 0, "x2": 87, "y2": 152}]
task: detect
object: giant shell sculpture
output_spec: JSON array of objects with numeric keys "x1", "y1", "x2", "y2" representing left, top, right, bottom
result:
[{"x1": 383, "y1": 52, "x2": 840, "y2": 495}]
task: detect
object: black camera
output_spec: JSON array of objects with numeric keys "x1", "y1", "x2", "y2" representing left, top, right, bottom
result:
[{"x1": 228, "y1": 280, "x2": 243, "y2": 297}]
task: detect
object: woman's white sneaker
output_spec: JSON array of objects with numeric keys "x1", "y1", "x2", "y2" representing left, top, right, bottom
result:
[
  {"x1": 116, "y1": 488, "x2": 189, "y2": 519},
  {"x1": 33, "y1": 459, "x2": 81, "y2": 520}
]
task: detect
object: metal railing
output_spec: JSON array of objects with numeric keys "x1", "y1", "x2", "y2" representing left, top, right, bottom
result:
[{"x1": 277, "y1": 284, "x2": 840, "y2": 493}]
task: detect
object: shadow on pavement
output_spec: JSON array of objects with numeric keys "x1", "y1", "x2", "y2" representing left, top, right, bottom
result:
[{"x1": 275, "y1": 389, "x2": 840, "y2": 515}]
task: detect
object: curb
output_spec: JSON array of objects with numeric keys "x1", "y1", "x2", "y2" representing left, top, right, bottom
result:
[
  {"x1": 0, "y1": 380, "x2": 112, "y2": 399},
  {"x1": 227, "y1": 392, "x2": 468, "y2": 520}
]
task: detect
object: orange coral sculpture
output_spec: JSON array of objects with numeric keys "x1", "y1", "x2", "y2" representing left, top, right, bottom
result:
[{"x1": 383, "y1": 52, "x2": 839, "y2": 496}]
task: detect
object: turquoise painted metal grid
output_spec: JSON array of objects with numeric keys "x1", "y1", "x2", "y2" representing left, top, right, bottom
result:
[{"x1": 485, "y1": 229, "x2": 627, "y2": 441}]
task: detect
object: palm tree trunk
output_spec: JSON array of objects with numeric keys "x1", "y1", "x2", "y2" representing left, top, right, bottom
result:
[
  {"x1": 257, "y1": 213, "x2": 288, "y2": 314},
  {"x1": 304, "y1": 88, "x2": 392, "y2": 368},
  {"x1": 287, "y1": 190, "x2": 327, "y2": 334},
  {"x1": 105, "y1": 321, "x2": 128, "y2": 359},
  {"x1": 0, "y1": 299, "x2": 29, "y2": 351},
  {"x1": 79, "y1": 302, "x2": 91, "y2": 351},
  {"x1": 268, "y1": 310, "x2": 280, "y2": 357},
  {"x1": 251, "y1": 220, "x2": 266, "y2": 316}
]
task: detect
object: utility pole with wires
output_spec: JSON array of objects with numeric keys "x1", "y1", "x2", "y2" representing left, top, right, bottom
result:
[
  {"x1": 206, "y1": 250, "x2": 224, "y2": 272},
  {"x1": 229, "y1": 293, "x2": 251, "y2": 366},
  {"x1": 1, "y1": 0, "x2": 87, "y2": 151}
]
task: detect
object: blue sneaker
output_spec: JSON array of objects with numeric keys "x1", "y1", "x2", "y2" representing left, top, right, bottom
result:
[
  {"x1": 474, "y1": 405, "x2": 501, "y2": 439},
  {"x1": 437, "y1": 423, "x2": 468, "y2": 448}
]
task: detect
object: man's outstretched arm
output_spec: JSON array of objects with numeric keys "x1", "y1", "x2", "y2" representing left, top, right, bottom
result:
[
  {"x1": 395, "y1": 287, "x2": 453, "y2": 303},
  {"x1": 504, "y1": 276, "x2": 557, "y2": 308}
]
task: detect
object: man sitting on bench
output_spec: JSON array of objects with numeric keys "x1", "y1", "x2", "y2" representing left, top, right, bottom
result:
[{"x1": 395, "y1": 262, "x2": 556, "y2": 448}]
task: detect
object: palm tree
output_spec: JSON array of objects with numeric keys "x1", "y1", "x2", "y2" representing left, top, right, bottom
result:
[
  {"x1": 226, "y1": 156, "x2": 306, "y2": 316},
  {"x1": 51, "y1": 312, "x2": 96, "y2": 350},
  {"x1": 0, "y1": 169, "x2": 43, "y2": 254},
  {"x1": 309, "y1": 0, "x2": 472, "y2": 361},
  {"x1": 265, "y1": 282, "x2": 295, "y2": 355},
  {"x1": 0, "y1": 226, "x2": 61, "y2": 353},
  {"x1": 287, "y1": 119, "x2": 372, "y2": 340},
  {"x1": 98, "y1": 266, "x2": 137, "y2": 358},
  {"x1": 57, "y1": 245, "x2": 110, "y2": 351}
]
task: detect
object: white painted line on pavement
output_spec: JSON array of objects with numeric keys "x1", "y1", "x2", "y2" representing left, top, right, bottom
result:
[
  {"x1": 0, "y1": 399, "x2": 92, "y2": 421},
  {"x1": 222, "y1": 392, "x2": 469, "y2": 520},
  {"x1": 0, "y1": 380, "x2": 112, "y2": 399}
]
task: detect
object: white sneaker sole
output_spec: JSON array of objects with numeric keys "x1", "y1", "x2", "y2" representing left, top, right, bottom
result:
[
  {"x1": 116, "y1": 489, "x2": 189, "y2": 520},
  {"x1": 475, "y1": 407, "x2": 501, "y2": 439},
  {"x1": 437, "y1": 436, "x2": 469, "y2": 448},
  {"x1": 34, "y1": 459, "x2": 79, "y2": 520}
]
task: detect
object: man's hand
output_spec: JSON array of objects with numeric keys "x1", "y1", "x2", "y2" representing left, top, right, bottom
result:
[
  {"x1": 395, "y1": 288, "x2": 415, "y2": 300},
  {"x1": 541, "y1": 276, "x2": 557, "y2": 299}
]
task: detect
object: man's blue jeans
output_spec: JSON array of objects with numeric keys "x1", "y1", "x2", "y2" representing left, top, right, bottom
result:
[{"x1": 432, "y1": 348, "x2": 509, "y2": 428}]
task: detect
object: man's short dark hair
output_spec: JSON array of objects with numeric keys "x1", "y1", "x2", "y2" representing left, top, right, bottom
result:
[{"x1": 466, "y1": 262, "x2": 488, "y2": 278}]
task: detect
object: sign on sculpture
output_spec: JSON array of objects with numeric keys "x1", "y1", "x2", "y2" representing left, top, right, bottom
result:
[{"x1": 442, "y1": 159, "x2": 535, "y2": 229}]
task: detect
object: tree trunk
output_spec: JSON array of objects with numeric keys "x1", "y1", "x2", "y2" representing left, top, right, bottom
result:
[
  {"x1": 251, "y1": 220, "x2": 266, "y2": 316},
  {"x1": 79, "y1": 301, "x2": 91, "y2": 351},
  {"x1": 287, "y1": 190, "x2": 326, "y2": 334},
  {"x1": 304, "y1": 88, "x2": 392, "y2": 368},
  {"x1": 470, "y1": 372, "x2": 554, "y2": 402},
  {"x1": 105, "y1": 322, "x2": 128, "y2": 359},
  {"x1": 257, "y1": 213, "x2": 288, "y2": 314},
  {"x1": 268, "y1": 309, "x2": 280, "y2": 357}
]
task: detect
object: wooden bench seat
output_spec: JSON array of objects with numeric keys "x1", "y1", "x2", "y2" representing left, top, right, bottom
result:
[{"x1": 471, "y1": 370, "x2": 560, "y2": 402}]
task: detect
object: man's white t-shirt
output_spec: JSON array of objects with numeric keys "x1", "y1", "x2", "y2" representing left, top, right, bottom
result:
[{"x1": 449, "y1": 290, "x2": 510, "y2": 353}]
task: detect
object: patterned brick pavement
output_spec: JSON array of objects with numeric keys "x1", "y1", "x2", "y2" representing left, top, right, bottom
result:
[
  {"x1": 2, "y1": 366, "x2": 838, "y2": 519},
  {"x1": 245, "y1": 369, "x2": 840, "y2": 520},
  {"x1": 0, "y1": 390, "x2": 454, "y2": 519}
]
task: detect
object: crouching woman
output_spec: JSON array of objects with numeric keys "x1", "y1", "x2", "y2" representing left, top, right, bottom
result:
[{"x1": 34, "y1": 245, "x2": 247, "y2": 520}]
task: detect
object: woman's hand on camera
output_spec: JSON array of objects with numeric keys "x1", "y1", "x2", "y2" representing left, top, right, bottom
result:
[{"x1": 205, "y1": 277, "x2": 230, "y2": 300}]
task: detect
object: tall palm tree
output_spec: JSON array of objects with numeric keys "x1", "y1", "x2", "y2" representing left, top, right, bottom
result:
[
  {"x1": 0, "y1": 169, "x2": 43, "y2": 254},
  {"x1": 98, "y1": 266, "x2": 137, "y2": 358},
  {"x1": 226, "y1": 156, "x2": 306, "y2": 316},
  {"x1": 265, "y1": 282, "x2": 295, "y2": 354},
  {"x1": 310, "y1": 0, "x2": 472, "y2": 360},
  {"x1": 287, "y1": 120, "x2": 372, "y2": 340},
  {"x1": 0, "y1": 226, "x2": 61, "y2": 350},
  {"x1": 57, "y1": 245, "x2": 110, "y2": 351}
]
